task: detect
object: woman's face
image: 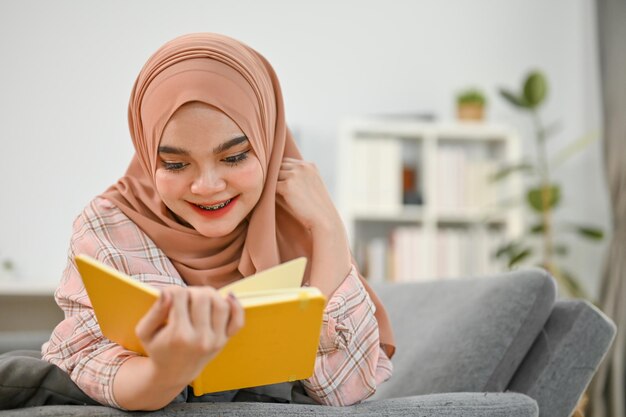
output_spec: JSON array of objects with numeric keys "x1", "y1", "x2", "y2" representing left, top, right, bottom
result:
[{"x1": 155, "y1": 102, "x2": 264, "y2": 238}]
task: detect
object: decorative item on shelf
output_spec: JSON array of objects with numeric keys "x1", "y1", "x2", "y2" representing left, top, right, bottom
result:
[
  {"x1": 493, "y1": 70, "x2": 604, "y2": 299},
  {"x1": 0, "y1": 253, "x2": 17, "y2": 283},
  {"x1": 456, "y1": 88, "x2": 487, "y2": 121},
  {"x1": 402, "y1": 164, "x2": 422, "y2": 205}
]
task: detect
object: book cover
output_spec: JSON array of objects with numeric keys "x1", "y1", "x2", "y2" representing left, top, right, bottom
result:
[{"x1": 75, "y1": 254, "x2": 326, "y2": 395}]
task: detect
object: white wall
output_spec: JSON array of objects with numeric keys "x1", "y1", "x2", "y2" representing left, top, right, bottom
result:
[{"x1": 0, "y1": 0, "x2": 610, "y2": 299}]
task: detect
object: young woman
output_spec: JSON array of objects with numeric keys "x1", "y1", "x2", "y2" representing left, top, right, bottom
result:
[{"x1": 42, "y1": 33, "x2": 395, "y2": 411}]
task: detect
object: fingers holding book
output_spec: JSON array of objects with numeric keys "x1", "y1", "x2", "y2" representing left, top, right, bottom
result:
[
  {"x1": 226, "y1": 292, "x2": 244, "y2": 337},
  {"x1": 188, "y1": 287, "x2": 244, "y2": 354},
  {"x1": 135, "y1": 290, "x2": 171, "y2": 341},
  {"x1": 134, "y1": 286, "x2": 245, "y2": 385}
]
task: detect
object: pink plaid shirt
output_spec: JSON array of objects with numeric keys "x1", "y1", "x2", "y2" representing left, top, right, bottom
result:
[{"x1": 42, "y1": 197, "x2": 392, "y2": 408}]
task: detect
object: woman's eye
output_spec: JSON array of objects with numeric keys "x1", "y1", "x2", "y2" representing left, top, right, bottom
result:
[
  {"x1": 223, "y1": 150, "x2": 250, "y2": 166},
  {"x1": 162, "y1": 161, "x2": 188, "y2": 172}
]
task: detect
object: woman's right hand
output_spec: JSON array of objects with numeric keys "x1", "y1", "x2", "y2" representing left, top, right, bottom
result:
[{"x1": 135, "y1": 286, "x2": 245, "y2": 386}]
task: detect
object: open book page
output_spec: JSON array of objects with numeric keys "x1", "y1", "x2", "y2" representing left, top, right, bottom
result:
[{"x1": 217, "y1": 257, "x2": 307, "y2": 296}]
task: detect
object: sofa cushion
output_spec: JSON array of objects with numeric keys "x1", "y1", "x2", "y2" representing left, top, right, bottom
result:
[
  {"x1": 370, "y1": 268, "x2": 555, "y2": 400},
  {"x1": 0, "y1": 392, "x2": 538, "y2": 417}
]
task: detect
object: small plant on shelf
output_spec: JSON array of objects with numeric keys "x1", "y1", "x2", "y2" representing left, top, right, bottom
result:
[
  {"x1": 0, "y1": 253, "x2": 16, "y2": 282},
  {"x1": 493, "y1": 70, "x2": 603, "y2": 299},
  {"x1": 457, "y1": 88, "x2": 487, "y2": 121}
]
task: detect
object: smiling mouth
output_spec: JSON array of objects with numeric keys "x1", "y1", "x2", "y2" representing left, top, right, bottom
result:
[{"x1": 193, "y1": 198, "x2": 234, "y2": 211}]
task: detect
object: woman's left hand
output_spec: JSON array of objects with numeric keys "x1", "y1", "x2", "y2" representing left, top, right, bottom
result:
[{"x1": 276, "y1": 157, "x2": 339, "y2": 232}]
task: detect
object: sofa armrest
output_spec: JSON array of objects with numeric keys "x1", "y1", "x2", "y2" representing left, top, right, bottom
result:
[{"x1": 507, "y1": 300, "x2": 616, "y2": 417}]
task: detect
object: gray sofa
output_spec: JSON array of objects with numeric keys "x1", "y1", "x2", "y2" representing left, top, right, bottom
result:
[{"x1": 0, "y1": 268, "x2": 615, "y2": 417}]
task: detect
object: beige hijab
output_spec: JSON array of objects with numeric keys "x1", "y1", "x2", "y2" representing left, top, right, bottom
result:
[{"x1": 102, "y1": 33, "x2": 395, "y2": 357}]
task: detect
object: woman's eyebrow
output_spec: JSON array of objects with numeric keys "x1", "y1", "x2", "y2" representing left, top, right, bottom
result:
[
  {"x1": 158, "y1": 145, "x2": 189, "y2": 155},
  {"x1": 157, "y1": 135, "x2": 248, "y2": 156},
  {"x1": 213, "y1": 135, "x2": 248, "y2": 154}
]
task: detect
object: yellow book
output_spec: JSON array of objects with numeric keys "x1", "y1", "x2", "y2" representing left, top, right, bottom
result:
[{"x1": 75, "y1": 254, "x2": 326, "y2": 396}]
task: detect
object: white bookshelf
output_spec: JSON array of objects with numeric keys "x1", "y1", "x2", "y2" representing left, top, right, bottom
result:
[{"x1": 337, "y1": 118, "x2": 523, "y2": 283}]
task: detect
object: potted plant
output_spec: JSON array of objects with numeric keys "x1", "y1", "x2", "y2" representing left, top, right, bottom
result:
[
  {"x1": 492, "y1": 70, "x2": 604, "y2": 299},
  {"x1": 456, "y1": 88, "x2": 487, "y2": 121},
  {"x1": 0, "y1": 253, "x2": 16, "y2": 283}
]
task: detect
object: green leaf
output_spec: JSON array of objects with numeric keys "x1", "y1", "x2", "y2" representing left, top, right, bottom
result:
[
  {"x1": 527, "y1": 185, "x2": 561, "y2": 212},
  {"x1": 499, "y1": 88, "x2": 530, "y2": 109},
  {"x1": 574, "y1": 226, "x2": 604, "y2": 240},
  {"x1": 457, "y1": 89, "x2": 487, "y2": 105},
  {"x1": 558, "y1": 269, "x2": 589, "y2": 299},
  {"x1": 490, "y1": 162, "x2": 534, "y2": 182},
  {"x1": 2, "y1": 260, "x2": 13, "y2": 271},
  {"x1": 551, "y1": 131, "x2": 600, "y2": 167},
  {"x1": 495, "y1": 242, "x2": 517, "y2": 259},
  {"x1": 509, "y1": 247, "x2": 532, "y2": 268},
  {"x1": 529, "y1": 223, "x2": 545, "y2": 234},
  {"x1": 523, "y1": 71, "x2": 548, "y2": 108}
]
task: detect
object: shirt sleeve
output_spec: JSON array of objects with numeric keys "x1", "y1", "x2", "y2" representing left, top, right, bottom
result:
[
  {"x1": 42, "y1": 248, "x2": 139, "y2": 408},
  {"x1": 301, "y1": 265, "x2": 393, "y2": 406},
  {"x1": 41, "y1": 198, "x2": 185, "y2": 409}
]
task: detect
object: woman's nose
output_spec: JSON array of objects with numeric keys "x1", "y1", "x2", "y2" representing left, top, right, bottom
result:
[{"x1": 190, "y1": 170, "x2": 227, "y2": 195}]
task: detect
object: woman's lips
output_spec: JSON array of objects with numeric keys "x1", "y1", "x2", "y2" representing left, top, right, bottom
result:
[
  {"x1": 195, "y1": 198, "x2": 233, "y2": 209},
  {"x1": 188, "y1": 195, "x2": 239, "y2": 218}
]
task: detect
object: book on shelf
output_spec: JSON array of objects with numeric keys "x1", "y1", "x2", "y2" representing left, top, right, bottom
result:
[
  {"x1": 391, "y1": 227, "x2": 422, "y2": 282},
  {"x1": 436, "y1": 144, "x2": 499, "y2": 211},
  {"x1": 362, "y1": 227, "x2": 506, "y2": 282},
  {"x1": 75, "y1": 254, "x2": 326, "y2": 396},
  {"x1": 352, "y1": 137, "x2": 402, "y2": 212},
  {"x1": 364, "y1": 237, "x2": 388, "y2": 283}
]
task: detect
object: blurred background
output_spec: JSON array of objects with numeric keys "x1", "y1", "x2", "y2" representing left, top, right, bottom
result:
[
  {"x1": 0, "y1": 0, "x2": 621, "y2": 415},
  {"x1": 0, "y1": 0, "x2": 608, "y2": 295}
]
